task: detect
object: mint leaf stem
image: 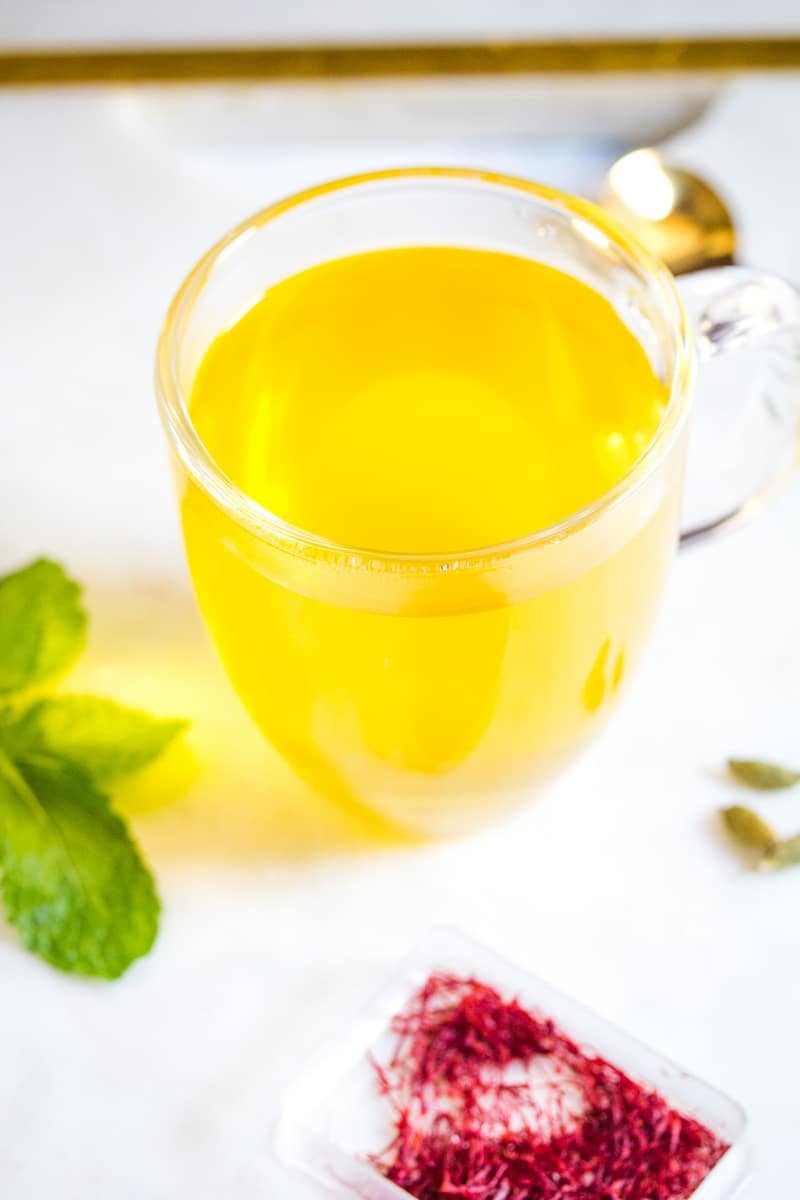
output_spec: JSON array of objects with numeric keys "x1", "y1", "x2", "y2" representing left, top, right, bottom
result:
[{"x1": 0, "y1": 557, "x2": 186, "y2": 979}]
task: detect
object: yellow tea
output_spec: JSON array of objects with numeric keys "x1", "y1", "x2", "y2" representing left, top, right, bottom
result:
[{"x1": 183, "y1": 247, "x2": 676, "y2": 831}]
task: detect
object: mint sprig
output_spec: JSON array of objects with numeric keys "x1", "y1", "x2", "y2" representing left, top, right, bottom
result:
[{"x1": 0, "y1": 559, "x2": 186, "y2": 978}]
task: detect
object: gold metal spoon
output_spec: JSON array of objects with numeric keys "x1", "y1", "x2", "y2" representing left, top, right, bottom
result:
[{"x1": 599, "y1": 147, "x2": 737, "y2": 275}]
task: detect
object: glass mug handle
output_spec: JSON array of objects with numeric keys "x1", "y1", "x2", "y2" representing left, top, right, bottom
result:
[{"x1": 677, "y1": 266, "x2": 800, "y2": 545}]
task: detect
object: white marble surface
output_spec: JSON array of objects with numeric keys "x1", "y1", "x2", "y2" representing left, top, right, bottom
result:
[{"x1": 1, "y1": 76, "x2": 799, "y2": 1199}]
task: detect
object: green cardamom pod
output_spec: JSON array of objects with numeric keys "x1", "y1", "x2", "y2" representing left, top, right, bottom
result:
[
  {"x1": 758, "y1": 834, "x2": 800, "y2": 872},
  {"x1": 728, "y1": 759, "x2": 800, "y2": 791},
  {"x1": 721, "y1": 805, "x2": 777, "y2": 852}
]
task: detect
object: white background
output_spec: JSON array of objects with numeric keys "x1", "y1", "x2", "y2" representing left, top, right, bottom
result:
[
  {"x1": 0, "y1": 17, "x2": 799, "y2": 1200},
  {"x1": 0, "y1": 0, "x2": 798, "y2": 47}
]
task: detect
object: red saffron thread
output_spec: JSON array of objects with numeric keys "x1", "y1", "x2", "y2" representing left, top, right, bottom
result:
[{"x1": 370, "y1": 974, "x2": 728, "y2": 1200}]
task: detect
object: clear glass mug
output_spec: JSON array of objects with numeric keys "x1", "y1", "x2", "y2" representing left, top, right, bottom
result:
[{"x1": 156, "y1": 168, "x2": 800, "y2": 836}]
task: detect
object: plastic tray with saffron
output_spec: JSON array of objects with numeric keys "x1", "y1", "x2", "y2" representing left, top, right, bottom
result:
[{"x1": 275, "y1": 927, "x2": 749, "y2": 1200}]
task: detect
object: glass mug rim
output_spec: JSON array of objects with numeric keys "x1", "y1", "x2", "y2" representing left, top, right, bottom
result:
[{"x1": 155, "y1": 166, "x2": 694, "y2": 571}]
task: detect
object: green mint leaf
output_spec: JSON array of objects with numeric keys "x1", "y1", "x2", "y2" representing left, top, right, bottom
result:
[
  {"x1": 0, "y1": 750, "x2": 159, "y2": 978},
  {"x1": 0, "y1": 560, "x2": 87, "y2": 695},
  {"x1": 728, "y1": 758, "x2": 800, "y2": 791},
  {"x1": 0, "y1": 696, "x2": 188, "y2": 786}
]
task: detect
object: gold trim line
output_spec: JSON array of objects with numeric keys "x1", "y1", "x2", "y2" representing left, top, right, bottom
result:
[{"x1": 1, "y1": 36, "x2": 800, "y2": 87}]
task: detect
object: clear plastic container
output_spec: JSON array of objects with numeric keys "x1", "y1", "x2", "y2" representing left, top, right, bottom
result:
[{"x1": 275, "y1": 927, "x2": 749, "y2": 1200}]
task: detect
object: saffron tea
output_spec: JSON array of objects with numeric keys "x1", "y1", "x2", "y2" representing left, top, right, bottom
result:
[
  {"x1": 184, "y1": 246, "x2": 675, "y2": 832},
  {"x1": 160, "y1": 170, "x2": 800, "y2": 833}
]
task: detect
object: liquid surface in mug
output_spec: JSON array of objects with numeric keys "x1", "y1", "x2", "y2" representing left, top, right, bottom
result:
[
  {"x1": 190, "y1": 248, "x2": 667, "y2": 553},
  {"x1": 184, "y1": 247, "x2": 676, "y2": 833}
]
